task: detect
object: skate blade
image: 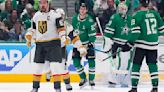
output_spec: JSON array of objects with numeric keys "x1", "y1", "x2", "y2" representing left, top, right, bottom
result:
[
  {"x1": 66, "y1": 88, "x2": 72, "y2": 91},
  {"x1": 90, "y1": 86, "x2": 95, "y2": 90},
  {"x1": 80, "y1": 83, "x2": 88, "y2": 89}
]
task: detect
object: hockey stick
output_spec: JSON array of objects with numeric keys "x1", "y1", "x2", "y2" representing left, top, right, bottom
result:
[
  {"x1": 95, "y1": 17, "x2": 106, "y2": 48},
  {"x1": 91, "y1": 48, "x2": 112, "y2": 53},
  {"x1": 102, "y1": 49, "x2": 122, "y2": 61},
  {"x1": 112, "y1": 70, "x2": 129, "y2": 74},
  {"x1": 96, "y1": 17, "x2": 104, "y2": 36},
  {"x1": 28, "y1": 42, "x2": 32, "y2": 63}
]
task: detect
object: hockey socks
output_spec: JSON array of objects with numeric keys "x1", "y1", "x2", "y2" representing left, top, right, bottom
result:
[
  {"x1": 131, "y1": 64, "x2": 141, "y2": 88},
  {"x1": 73, "y1": 58, "x2": 86, "y2": 79},
  {"x1": 148, "y1": 63, "x2": 158, "y2": 88},
  {"x1": 88, "y1": 59, "x2": 95, "y2": 81},
  {"x1": 54, "y1": 81, "x2": 61, "y2": 90},
  {"x1": 33, "y1": 75, "x2": 41, "y2": 89},
  {"x1": 63, "y1": 78, "x2": 72, "y2": 91},
  {"x1": 64, "y1": 78, "x2": 70, "y2": 85},
  {"x1": 32, "y1": 81, "x2": 40, "y2": 89},
  {"x1": 31, "y1": 81, "x2": 40, "y2": 92}
]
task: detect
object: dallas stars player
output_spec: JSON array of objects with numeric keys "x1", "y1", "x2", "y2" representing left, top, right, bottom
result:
[
  {"x1": 104, "y1": 3, "x2": 133, "y2": 87},
  {"x1": 71, "y1": 3, "x2": 96, "y2": 88},
  {"x1": 128, "y1": 0, "x2": 164, "y2": 92}
]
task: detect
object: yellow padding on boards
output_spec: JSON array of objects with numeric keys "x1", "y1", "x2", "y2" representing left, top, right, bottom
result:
[
  {"x1": 0, "y1": 74, "x2": 80, "y2": 82},
  {"x1": 0, "y1": 74, "x2": 164, "y2": 82},
  {"x1": 33, "y1": 76, "x2": 41, "y2": 81}
]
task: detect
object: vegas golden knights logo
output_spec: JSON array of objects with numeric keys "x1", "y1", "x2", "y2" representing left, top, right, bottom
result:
[{"x1": 38, "y1": 21, "x2": 47, "y2": 34}]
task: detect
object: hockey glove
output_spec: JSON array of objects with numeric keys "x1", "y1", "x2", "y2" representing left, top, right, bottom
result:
[
  {"x1": 122, "y1": 42, "x2": 134, "y2": 52},
  {"x1": 61, "y1": 36, "x2": 71, "y2": 46},
  {"x1": 77, "y1": 45, "x2": 87, "y2": 57},
  {"x1": 25, "y1": 28, "x2": 34, "y2": 42},
  {"x1": 88, "y1": 42, "x2": 95, "y2": 48},
  {"x1": 26, "y1": 41, "x2": 31, "y2": 47},
  {"x1": 25, "y1": 30, "x2": 32, "y2": 47},
  {"x1": 25, "y1": 33, "x2": 32, "y2": 42}
]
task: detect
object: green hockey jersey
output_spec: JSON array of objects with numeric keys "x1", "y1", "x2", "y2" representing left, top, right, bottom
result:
[
  {"x1": 130, "y1": 10, "x2": 164, "y2": 50},
  {"x1": 72, "y1": 14, "x2": 96, "y2": 44},
  {"x1": 104, "y1": 14, "x2": 133, "y2": 45}
]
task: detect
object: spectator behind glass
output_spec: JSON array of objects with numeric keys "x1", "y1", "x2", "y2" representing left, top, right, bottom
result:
[
  {"x1": 21, "y1": 3, "x2": 34, "y2": 31},
  {"x1": 0, "y1": 0, "x2": 5, "y2": 11},
  {"x1": 3, "y1": 9, "x2": 19, "y2": 30},
  {"x1": 9, "y1": 20, "x2": 25, "y2": 42},
  {"x1": 28, "y1": 0, "x2": 34, "y2": 5},
  {"x1": 148, "y1": 0, "x2": 158, "y2": 11},
  {"x1": 99, "y1": 0, "x2": 116, "y2": 31},
  {"x1": 17, "y1": 0, "x2": 28, "y2": 15},
  {"x1": 0, "y1": 21, "x2": 10, "y2": 41},
  {"x1": 21, "y1": 3, "x2": 33, "y2": 22},
  {"x1": 0, "y1": 0, "x2": 12, "y2": 21},
  {"x1": 158, "y1": 0, "x2": 164, "y2": 20}
]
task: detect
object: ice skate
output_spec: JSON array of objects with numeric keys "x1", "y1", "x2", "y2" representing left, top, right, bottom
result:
[
  {"x1": 128, "y1": 88, "x2": 137, "y2": 92},
  {"x1": 151, "y1": 88, "x2": 158, "y2": 92},
  {"x1": 79, "y1": 79, "x2": 87, "y2": 89},
  {"x1": 89, "y1": 80, "x2": 95, "y2": 89},
  {"x1": 66, "y1": 84, "x2": 73, "y2": 91},
  {"x1": 108, "y1": 81, "x2": 116, "y2": 88},
  {"x1": 30, "y1": 88, "x2": 38, "y2": 92},
  {"x1": 55, "y1": 89, "x2": 61, "y2": 92}
]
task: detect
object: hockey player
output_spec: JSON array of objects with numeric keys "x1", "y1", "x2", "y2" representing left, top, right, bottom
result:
[
  {"x1": 44, "y1": 8, "x2": 73, "y2": 91},
  {"x1": 104, "y1": 2, "x2": 133, "y2": 87},
  {"x1": 128, "y1": 0, "x2": 164, "y2": 92},
  {"x1": 25, "y1": 0, "x2": 70, "y2": 92},
  {"x1": 71, "y1": 3, "x2": 97, "y2": 89}
]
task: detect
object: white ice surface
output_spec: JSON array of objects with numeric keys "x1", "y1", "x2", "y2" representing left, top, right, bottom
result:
[{"x1": 0, "y1": 83, "x2": 164, "y2": 92}]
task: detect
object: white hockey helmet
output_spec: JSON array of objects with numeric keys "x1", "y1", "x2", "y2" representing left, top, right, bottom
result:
[
  {"x1": 117, "y1": 3, "x2": 128, "y2": 17},
  {"x1": 56, "y1": 8, "x2": 65, "y2": 16}
]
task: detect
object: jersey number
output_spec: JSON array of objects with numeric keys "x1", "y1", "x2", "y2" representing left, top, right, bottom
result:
[{"x1": 145, "y1": 18, "x2": 157, "y2": 35}]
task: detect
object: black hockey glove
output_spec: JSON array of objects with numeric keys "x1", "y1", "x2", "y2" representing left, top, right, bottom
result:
[
  {"x1": 88, "y1": 42, "x2": 94, "y2": 48},
  {"x1": 122, "y1": 42, "x2": 134, "y2": 52}
]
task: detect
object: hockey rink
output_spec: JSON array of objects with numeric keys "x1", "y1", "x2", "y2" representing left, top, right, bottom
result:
[{"x1": 0, "y1": 83, "x2": 164, "y2": 92}]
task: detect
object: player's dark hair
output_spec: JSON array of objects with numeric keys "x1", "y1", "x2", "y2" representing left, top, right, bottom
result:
[{"x1": 140, "y1": 0, "x2": 150, "y2": 7}]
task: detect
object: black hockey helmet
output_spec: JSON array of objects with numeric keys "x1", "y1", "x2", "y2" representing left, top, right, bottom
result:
[
  {"x1": 80, "y1": 3, "x2": 87, "y2": 8},
  {"x1": 140, "y1": 0, "x2": 150, "y2": 7}
]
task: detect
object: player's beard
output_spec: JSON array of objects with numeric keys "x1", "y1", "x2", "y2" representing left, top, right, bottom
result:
[{"x1": 41, "y1": 6, "x2": 49, "y2": 12}]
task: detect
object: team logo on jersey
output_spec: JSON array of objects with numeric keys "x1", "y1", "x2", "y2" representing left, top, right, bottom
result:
[
  {"x1": 122, "y1": 26, "x2": 129, "y2": 35},
  {"x1": 38, "y1": 21, "x2": 47, "y2": 34}
]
